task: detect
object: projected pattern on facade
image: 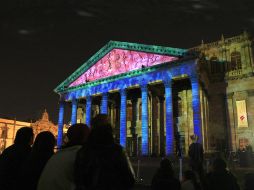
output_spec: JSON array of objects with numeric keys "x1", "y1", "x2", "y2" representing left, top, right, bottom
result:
[{"x1": 69, "y1": 49, "x2": 178, "y2": 87}]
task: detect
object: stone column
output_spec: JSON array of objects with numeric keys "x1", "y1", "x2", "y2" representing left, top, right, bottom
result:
[
  {"x1": 152, "y1": 95, "x2": 158, "y2": 156},
  {"x1": 57, "y1": 101, "x2": 65, "y2": 148},
  {"x1": 191, "y1": 77, "x2": 203, "y2": 144},
  {"x1": 141, "y1": 84, "x2": 149, "y2": 156},
  {"x1": 120, "y1": 89, "x2": 127, "y2": 148},
  {"x1": 71, "y1": 98, "x2": 77, "y2": 125},
  {"x1": 86, "y1": 96, "x2": 92, "y2": 127},
  {"x1": 100, "y1": 92, "x2": 108, "y2": 114},
  {"x1": 131, "y1": 98, "x2": 138, "y2": 156},
  {"x1": 164, "y1": 80, "x2": 174, "y2": 155},
  {"x1": 159, "y1": 97, "x2": 165, "y2": 156}
]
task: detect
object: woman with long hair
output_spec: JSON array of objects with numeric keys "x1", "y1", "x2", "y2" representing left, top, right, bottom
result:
[{"x1": 18, "y1": 131, "x2": 55, "y2": 190}]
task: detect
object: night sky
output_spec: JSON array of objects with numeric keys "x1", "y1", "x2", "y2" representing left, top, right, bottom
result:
[{"x1": 1, "y1": 0, "x2": 254, "y2": 123}]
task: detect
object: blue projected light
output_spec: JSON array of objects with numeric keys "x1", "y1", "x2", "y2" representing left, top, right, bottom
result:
[
  {"x1": 120, "y1": 89, "x2": 127, "y2": 148},
  {"x1": 101, "y1": 93, "x2": 108, "y2": 114},
  {"x1": 71, "y1": 99, "x2": 78, "y2": 125},
  {"x1": 141, "y1": 85, "x2": 149, "y2": 156},
  {"x1": 57, "y1": 102, "x2": 65, "y2": 148},
  {"x1": 191, "y1": 77, "x2": 202, "y2": 143},
  {"x1": 59, "y1": 59, "x2": 200, "y2": 156},
  {"x1": 164, "y1": 81, "x2": 174, "y2": 155},
  {"x1": 86, "y1": 96, "x2": 92, "y2": 127}
]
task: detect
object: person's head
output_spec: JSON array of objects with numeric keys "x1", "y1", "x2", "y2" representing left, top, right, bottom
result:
[
  {"x1": 159, "y1": 158, "x2": 174, "y2": 175},
  {"x1": 66, "y1": 123, "x2": 90, "y2": 146},
  {"x1": 183, "y1": 170, "x2": 197, "y2": 182},
  {"x1": 190, "y1": 134, "x2": 198, "y2": 143},
  {"x1": 91, "y1": 114, "x2": 110, "y2": 128},
  {"x1": 89, "y1": 114, "x2": 113, "y2": 145},
  {"x1": 212, "y1": 158, "x2": 227, "y2": 171},
  {"x1": 14, "y1": 127, "x2": 34, "y2": 146},
  {"x1": 32, "y1": 131, "x2": 55, "y2": 154}
]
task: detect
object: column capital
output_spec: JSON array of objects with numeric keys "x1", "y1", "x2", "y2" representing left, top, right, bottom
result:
[
  {"x1": 86, "y1": 95, "x2": 92, "y2": 100},
  {"x1": 72, "y1": 98, "x2": 77, "y2": 102},
  {"x1": 140, "y1": 83, "x2": 148, "y2": 91},
  {"x1": 190, "y1": 75, "x2": 199, "y2": 82},
  {"x1": 120, "y1": 88, "x2": 127, "y2": 95},
  {"x1": 163, "y1": 79, "x2": 172, "y2": 87}
]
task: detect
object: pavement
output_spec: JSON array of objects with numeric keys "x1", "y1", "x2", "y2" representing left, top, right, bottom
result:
[{"x1": 129, "y1": 156, "x2": 254, "y2": 190}]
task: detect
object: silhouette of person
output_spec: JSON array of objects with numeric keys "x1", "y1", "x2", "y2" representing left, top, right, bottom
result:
[
  {"x1": 75, "y1": 114, "x2": 135, "y2": 190},
  {"x1": 38, "y1": 123, "x2": 90, "y2": 190},
  {"x1": 18, "y1": 131, "x2": 55, "y2": 190},
  {"x1": 205, "y1": 158, "x2": 240, "y2": 190},
  {"x1": 188, "y1": 134, "x2": 204, "y2": 179},
  {"x1": 175, "y1": 131, "x2": 182, "y2": 158},
  {"x1": 151, "y1": 158, "x2": 181, "y2": 190},
  {"x1": 244, "y1": 173, "x2": 254, "y2": 190},
  {"x1": 181, "y1": 170, "x2": 201, "y2": 190},
  {"x1": 0, "y1": 127, "x2": 34, "y2": 190}
]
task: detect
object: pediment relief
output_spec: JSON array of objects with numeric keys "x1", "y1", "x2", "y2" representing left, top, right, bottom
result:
[
  {"x1": 69, "y1": 48, "x2": 178, "y2": 87},
  {"x1": 55, "y1": 41, "x2": 186, "y2": 93}
]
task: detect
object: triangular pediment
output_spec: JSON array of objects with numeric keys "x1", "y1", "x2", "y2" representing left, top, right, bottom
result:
[{"x1": 55, "y1": 41, "x2": 186, "y2": 93}]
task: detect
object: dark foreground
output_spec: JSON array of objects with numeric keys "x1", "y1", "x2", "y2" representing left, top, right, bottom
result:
[{"x1": 130, "y1": 157, "x2": 254, "y2": 190}]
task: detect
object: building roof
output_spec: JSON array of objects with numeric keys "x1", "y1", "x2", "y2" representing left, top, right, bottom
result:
[{"x1": 54, "y1": 41, "x2": 187, "y2": 93}]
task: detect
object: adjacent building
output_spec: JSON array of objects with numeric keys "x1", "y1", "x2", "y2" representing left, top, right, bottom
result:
[
  {"x1": 0, "y1": 110, "x2": 58, "y2": 153},
  {"x1": 0, "y1": 118, "x2": 31, "y2": 154}
]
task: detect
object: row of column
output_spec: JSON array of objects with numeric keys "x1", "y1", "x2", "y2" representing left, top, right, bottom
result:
[{"x1": 57, "y1": 77, "x2": 202, "y2": 155}]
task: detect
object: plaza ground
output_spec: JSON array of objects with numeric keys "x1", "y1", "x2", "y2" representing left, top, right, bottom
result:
[{"x1": 130, "y1": 157, "x2": 254, "y2": 189}]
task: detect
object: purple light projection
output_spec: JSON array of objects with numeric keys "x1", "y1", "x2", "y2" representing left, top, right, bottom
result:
[{"x1": 69, "y1": 49, "x2": 178, "y2": 87}]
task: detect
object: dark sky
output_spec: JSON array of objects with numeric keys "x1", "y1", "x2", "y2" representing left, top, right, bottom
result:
[{"x1": 1, "y1": 0, "x2": 254, "y2": 123}]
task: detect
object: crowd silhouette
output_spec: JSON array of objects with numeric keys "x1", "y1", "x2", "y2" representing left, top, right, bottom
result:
[{"x1": 0, "y1": 114, "x2": 252, "y2": 190}]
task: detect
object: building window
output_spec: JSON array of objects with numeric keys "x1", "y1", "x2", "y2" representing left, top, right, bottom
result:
[
  {"x1": 210, "y1": 56, "x2": 220, "y2": 74},
  {"x1": 229, "y1": 51, "x2": 241, "y2": 71}
]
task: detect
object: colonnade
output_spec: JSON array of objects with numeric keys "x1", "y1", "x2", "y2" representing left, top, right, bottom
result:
[{"x1": 57, "y1": 77, "x2": 202, "y2": 156}]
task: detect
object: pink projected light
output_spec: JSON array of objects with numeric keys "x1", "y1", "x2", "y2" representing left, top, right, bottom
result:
[{"x1": 69, "y1": 48, "x2": 178, "y2": 87}]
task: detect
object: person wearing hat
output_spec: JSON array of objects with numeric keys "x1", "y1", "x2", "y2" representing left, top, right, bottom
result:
[{"x1": 37, "y1": 123, "x2": 90, "y2": 190}]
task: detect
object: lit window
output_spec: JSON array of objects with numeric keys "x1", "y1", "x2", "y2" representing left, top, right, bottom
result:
[{"x1": 229, "y1": 51, "x2": 241, "y2": 71}]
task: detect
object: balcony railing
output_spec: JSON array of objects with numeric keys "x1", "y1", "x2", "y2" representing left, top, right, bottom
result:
[{"x1": 227, "y1": 69, "x2": 242, "y2": 78}]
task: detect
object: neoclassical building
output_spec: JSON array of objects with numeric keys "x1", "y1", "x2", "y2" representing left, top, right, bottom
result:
[
  {"x1": 54, "y1": 41, "x2": 209, "y2": 156},
  {"x1": 54, "y1": 32, "x2": 254, "y2": 156}
]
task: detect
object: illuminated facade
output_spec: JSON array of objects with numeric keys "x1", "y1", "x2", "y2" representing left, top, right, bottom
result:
[
  {"x1": 0, "y1": 111, "x2": 58, "y2": 153},
  {"x1": 0, "y1": 118, "x2": 32, "y2": 154},
  {"x1": 191, "y1": 32, "x2": 254, "y2": 152},
  {"x1": 55, "y1": 33, "x2": 254, "y2": 156},
  {"x1": 31, "y1": 110, "x2": 58, "y2": 137},
  {"x1": 55, "y1": 41, "x2": 208, "y2": 156}
]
